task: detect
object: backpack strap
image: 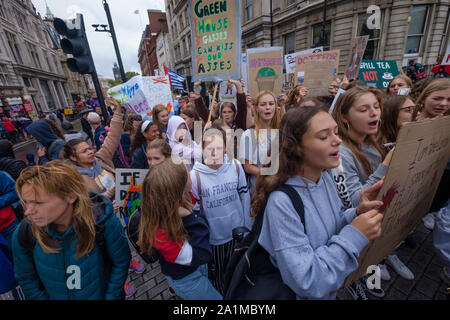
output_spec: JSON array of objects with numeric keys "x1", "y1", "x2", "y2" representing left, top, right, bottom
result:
[
  {"x1": 194, "y1": 170, "x2": 204, "y2": 213},
  {"x1": 252, "y1": 184, "x2": 305, "y2": 235}
]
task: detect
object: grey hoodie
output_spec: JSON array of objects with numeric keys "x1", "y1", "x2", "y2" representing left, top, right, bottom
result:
[
  {"x1": 190, "y1": 154, "x2": 252, "y2": 245},
  {"x1": 258, "y1": 173, "x2": 369, "y2": 299},
  {"x1": 338, "y1": 143, "x2": 387, "y2": 207}
]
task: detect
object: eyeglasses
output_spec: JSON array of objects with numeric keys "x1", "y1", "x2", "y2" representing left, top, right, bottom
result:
[{"x1": 400, "y1": 106, "x2": 414, "y2": 113}]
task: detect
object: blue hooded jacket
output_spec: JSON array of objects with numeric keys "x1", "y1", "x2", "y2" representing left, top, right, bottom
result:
[
  {"x1": 12, "y1": 194, "x2": 131, "y2": 300},
  {"x1": 258, "y1": 173, "x2": 369, "y2": 300},
  {"x1": 26, "y1": 121, "x2": 65, "y2": 165}
]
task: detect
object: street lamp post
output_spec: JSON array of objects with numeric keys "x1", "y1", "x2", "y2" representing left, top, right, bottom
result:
[{"x1": 92, "y1": 0, "x2": 127, "y2": 83}]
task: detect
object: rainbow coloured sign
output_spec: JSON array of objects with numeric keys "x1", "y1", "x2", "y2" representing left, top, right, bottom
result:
[{"x1": 115, "y1": 169, "x2": 148, "y2": 227}]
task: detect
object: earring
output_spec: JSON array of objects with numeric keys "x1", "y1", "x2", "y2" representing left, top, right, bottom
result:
[{"x1": 344, "y1": 122, "x2": 349, "y2": 130}]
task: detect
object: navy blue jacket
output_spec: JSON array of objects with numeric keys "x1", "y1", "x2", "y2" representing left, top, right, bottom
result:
[
  {"x1": 26, "y1": 121, "x2": 65, "y2": 165},
  {"x1": 157, "y1": 209, "x2": 213, "y2": 280},
  {"x1": 130, "y1": 143, "x2": 148, "y2": 169}
]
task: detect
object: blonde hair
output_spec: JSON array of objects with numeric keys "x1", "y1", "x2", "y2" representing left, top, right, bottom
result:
[
  {"x1": 332, "y1": 86, "x2": 386, "y2": 175},
  {"x1": 254, "y1": 90, "x2": 281, "y2": 139},
  {"x1": 413, "y1": 78, "x2": 450, "y2": 120},
  {"x1": 15, "y1": 160, "x2": 95, "y2": 258},
  {"x1": 138, "y1": 158, "x2": 193, "y2": 254}
]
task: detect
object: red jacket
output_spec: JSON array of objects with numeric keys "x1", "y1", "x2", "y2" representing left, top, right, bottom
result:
[{"x1": 2, "y1": 119, "x2": 15, "y2": 132}]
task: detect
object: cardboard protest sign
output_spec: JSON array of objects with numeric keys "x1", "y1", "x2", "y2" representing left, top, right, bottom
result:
[
  {"x1": 358, "y1": 60, "x2": 399, "y2": 89},
  {"x1": 344, "y1": 36, "x2": 369, "y2": 80},
  {"x1": 285, "y1": 46, "x2": 323, "y2": 74},
  {"x1": 303, "y1": 60, "x2": 336, "y2": 96},
  {"x1": 247, "y1": 47, "x2": 284, "y2": 98},
  {"x1": 294, "y1": 49, "x2": 340, "y2": 86},
  {"x1": 442, "y1": 43, "x2": 450, "y2": 65},
  {"x1": 115, "y1": 169, "x2": 148, "y2": 228},
  {"x1": 218, "y1": 80, "x2": 237, "y2": 106},
  {"x1": 107, "y1": 75, "x2": 173, "y2": 120},
  {"x1": 344, "y1": 115, "x2": 450, "y2": 287},
  {"x1": 189, "y1": 0, "x2": 242, "y2": 82}
]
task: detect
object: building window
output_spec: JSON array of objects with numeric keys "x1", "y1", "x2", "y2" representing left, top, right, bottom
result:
[
  {"x1": 0, "y1": 64, "x2": 9, "y2": 85},
  {"x1": 245, "y1": 0, "x2": 252, "y2": 21},
  {"x1": 54, "y1": 81, "x2": 65, "y2": 106},
  {"x1": 14, "y1": 9, "x2": 25, "y2": 30},
  {"x1": 284, "y1": 32, "x2": 295, "y2": 54},
  {"x1": 357, "y1": 11, "x2": 384, "y2": 60},
  {"x1": 405, "y1": 5, "x2": 429, "y2": 54},
  {"x1": 6, "y1": 32, "x2": 23, "y2": 64},
  {"x1": 439, "y1": 8, "x2": 450, "y2": 55},
  {"x1": 287, "y1": 0, "x2": 295, "y2": 7},
  {"x1": 39, "y1": 79, "x2": 56, "y2": 108},
  {"x1": 23, "y1": 77, "x2": 31, "y2": 87},
  {"x1": 312, "y1": 22, "x2": 331, "y2": 50}
]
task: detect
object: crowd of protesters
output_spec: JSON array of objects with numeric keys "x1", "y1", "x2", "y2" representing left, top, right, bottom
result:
[{"x1": 0, "y1": 66, "x2": 449, "y2": 301}]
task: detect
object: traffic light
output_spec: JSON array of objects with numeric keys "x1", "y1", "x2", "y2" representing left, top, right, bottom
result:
[{"x1": 54, "y1": 14, "x2": 94, "y2": 74}]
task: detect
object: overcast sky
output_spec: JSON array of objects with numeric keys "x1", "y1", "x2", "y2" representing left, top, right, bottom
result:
[{"x1": 32, "y1": 0, "x2": 166, "y2": 79}]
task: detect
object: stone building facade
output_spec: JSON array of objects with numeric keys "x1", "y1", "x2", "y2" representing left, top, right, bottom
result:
[
  {"x1": 241, "y1": 0, "x2": 450, "y2": 74},
  {"x1": 0, "y1": 0, "x2": 72, "y2": 117}
]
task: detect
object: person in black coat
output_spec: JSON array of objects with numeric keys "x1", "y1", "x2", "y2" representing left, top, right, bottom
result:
[
  {"x1": 0, "y1": 139, "x2": 26, "y2": 180},
  {"x1": 80, "y1": 109, "x2": 94, "y2": 144}
]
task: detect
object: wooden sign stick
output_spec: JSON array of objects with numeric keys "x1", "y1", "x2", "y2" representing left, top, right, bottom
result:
[{"x1": 207, "y1": 83, "x2": 219, "y2": 124}]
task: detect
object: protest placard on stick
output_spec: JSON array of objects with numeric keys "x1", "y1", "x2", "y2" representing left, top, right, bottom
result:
[
  {"x1": 294, "y1": 50, "x2": 340, "y2": 86},
  {"x1": 344, "y1": 115, "x2": 450, "y2": 287},
  {"x1": 358, "y1": 60, "x2": 400, "y2": 89},
  {"x1": 284, "y1": 46, "x2": 323, "y2": 74},
  {"x1": 107, "y1": 75, "x2": 173, "y2": 120},
  {"x1": 247, "y1": 47, "x2": 284, "y2": 98},
  {"x1": 115, "y1": 169, "x2": 148, "y2": 228},
  {"x1": 303, "y1": 60, "x2": 336, "y2": 96},
  {"x1": 344, "y1": 36, "x2": 369, "y2": 80},
  {"x1": 189, "y1": 0, "x2": 242, "y2": 82}
]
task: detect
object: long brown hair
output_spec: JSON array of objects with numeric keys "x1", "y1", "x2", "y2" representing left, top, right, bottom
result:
[
  {"x1": 15, "y1": 160, "x2": 95, "y2": 258},
  {"x1": 412, "y1": 78, "x2": 450, "y2": 120},
  {"x1": 152, "y1": 104, "x2": 167, "y2": 129},
  {"x1": 285, "y1": 84, "x2": 306, "y2": 107},
  {"x1": 44, "y1": 119, "x2": 65, "y2": 141},
  {"x1": 378, "y1": 95, "x2": 412, "y2": 144},
  {"x1": 123, "y1": 114, "x2": 142, "y2": 135},
  {"x1": 332, "y1": 86, "x2": 386, "y2": 176},
  {"x1": 251, "y1": 107, "x2": 325, "y2": 217},
  {"x1": 138, "y1": 158, "x2": 193, "y2": 254}
]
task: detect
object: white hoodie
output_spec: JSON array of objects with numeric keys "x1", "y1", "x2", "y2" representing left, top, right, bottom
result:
[{"x1": 190, "y1": 154, "x2": 252, "y2": 245}]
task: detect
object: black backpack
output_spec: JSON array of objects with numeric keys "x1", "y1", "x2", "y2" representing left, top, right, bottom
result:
[
  {"x1": 17, "y1": 193, "x2": 112, "y2": 291},
  {"x1": 126, "y1": 208, "x2": 160, "y2": 264},
  {"x1": 223, "y1": 184, "x2": 305, "y2": 300}
]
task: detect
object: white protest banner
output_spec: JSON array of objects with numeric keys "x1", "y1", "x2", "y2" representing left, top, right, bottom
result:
[
  {"x1": 285, "y1": 46, "x2": 323, "y2": 74},
  {"x1": 107, "y1": 75, "x2": 173, "y2": 120},
  {"x1": 344, "y1": 115, "x2": 450, "y2": 287},
  {"x1": 219, "y1": 80, "x2": 237, "y2": 106},
  {"x1": 115, "y1": 169, "x2": 148, "y2": 227}
]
